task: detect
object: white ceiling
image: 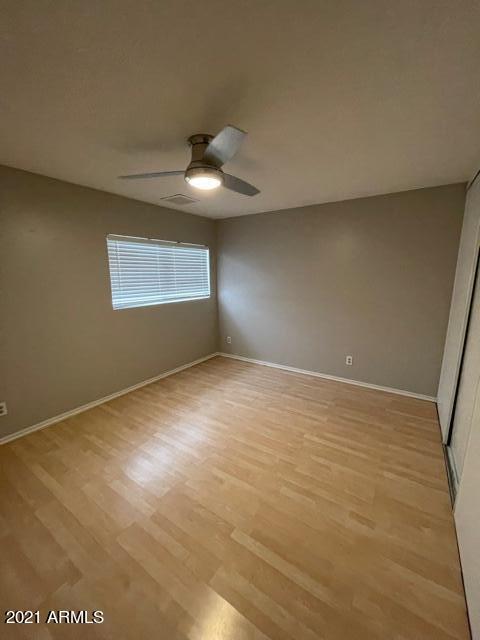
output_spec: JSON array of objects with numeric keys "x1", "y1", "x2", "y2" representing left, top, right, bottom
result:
[{"x1": 1, "y1": 1, "x2": 480, "y2": 219}]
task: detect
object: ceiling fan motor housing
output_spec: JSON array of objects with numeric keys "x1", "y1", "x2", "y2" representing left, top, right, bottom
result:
[
  {"x1": 185, "y1": 134, "x2": 224, "y2": 185},
  {"x1": 119, "y1": 126, "x2": 259, "y2": 196}
]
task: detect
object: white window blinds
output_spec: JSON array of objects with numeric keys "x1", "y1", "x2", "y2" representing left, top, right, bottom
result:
[{"x1": 106, "y1": 235, "x2": 210, "y2": 310}]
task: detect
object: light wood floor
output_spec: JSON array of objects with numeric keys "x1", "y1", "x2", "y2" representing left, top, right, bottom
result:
[{"x1": 0, "y1": 356, "x2": 470, "y2": 639}]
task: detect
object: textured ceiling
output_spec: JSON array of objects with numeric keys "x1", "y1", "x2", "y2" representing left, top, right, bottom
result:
[{"x1": 1, "y1": 0, "x2": 480, "y2": 218}]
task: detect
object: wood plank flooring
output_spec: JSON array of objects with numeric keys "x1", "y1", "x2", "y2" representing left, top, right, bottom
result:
[{"x1": 0, "y1": 356, "x2": 470, "y2": 639}]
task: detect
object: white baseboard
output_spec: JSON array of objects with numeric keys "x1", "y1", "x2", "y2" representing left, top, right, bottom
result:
[
  {"x1": 217, "y1": 352, "x2": 437, "y2": 403},
  {"x1": 0, "y1": 353, "x2": 218, "y2": 446}
]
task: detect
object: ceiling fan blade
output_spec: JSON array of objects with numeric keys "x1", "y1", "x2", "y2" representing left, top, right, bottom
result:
[
  {"x1": 223, "y1": 173, "x2": 260, "y2": 196},
  {"x1": 204, "y1": 125, "x2": 247, "y2": 167},
  {"x1": 119, "y1": 170, "x2": 184, "y2": 180}
]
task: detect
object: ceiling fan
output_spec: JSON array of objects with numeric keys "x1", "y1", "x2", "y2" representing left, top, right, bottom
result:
[{"x1": 119, "y1": 125, "x2": 260, "y2": 196}]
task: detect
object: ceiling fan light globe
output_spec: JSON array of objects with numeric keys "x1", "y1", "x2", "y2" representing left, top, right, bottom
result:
[
  {"x1": 185, "y1": 166, "x2": 223, "y2": 191},
  {"x1": 186, "y1": 175, "x2": 222, "y2": 190}
]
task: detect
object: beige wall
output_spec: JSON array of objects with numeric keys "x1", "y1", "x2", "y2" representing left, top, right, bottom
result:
[
  {"x1": 0, "y1": 171, "x2": 466, "y2": 441},
  {"x1": 217, "y1": 185, "x2": 465, "y2": 397},
  {"x1": 0, "y1": 165, "x2": 217, "y2": 439}
]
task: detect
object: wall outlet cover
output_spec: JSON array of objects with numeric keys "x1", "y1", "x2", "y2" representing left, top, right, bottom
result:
[
  {"x1": 346, "y1": 356, "x2": 353, "y2": 365},
  {"x1": 0, "y1": 402, "x2": 7, "y2": 416},
  {"x1": 226, "y1": 336, "x2": 232, "y2": 344}
]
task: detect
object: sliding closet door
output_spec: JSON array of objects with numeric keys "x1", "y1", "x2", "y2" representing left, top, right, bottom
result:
[
  {"x1": 449, "y1": 174, "x2": 480, "y2": 638},
  {"x1": 449, "y1": 253, "x2": 480, "y2": 479},
  {"x1": 455, "y1": 382, "x2": 480, "y2": 639},
  {"x1": 438, "y1": 178, "x2": 480, "y2": 440}
]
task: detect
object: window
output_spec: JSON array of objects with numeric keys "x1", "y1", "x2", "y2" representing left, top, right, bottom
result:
[{"x1": 106, "y1": 234, "x2": 210, "y2": 310}]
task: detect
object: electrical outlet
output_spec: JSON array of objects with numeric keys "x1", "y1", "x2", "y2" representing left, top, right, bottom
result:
[
  {"x1": 345, "y1": 355, "x2": 353, "y2": 366},
  {"x1": 226, "y1": 336, "x2": 232, "y2": 344},
  {"x1": 0, "y1": 402, "x2": 7, "y2": 416}
]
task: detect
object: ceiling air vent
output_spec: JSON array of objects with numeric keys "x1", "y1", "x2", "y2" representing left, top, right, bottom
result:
[{"x1": 161, "y1": 194, "x2": 198, "y2": 206}]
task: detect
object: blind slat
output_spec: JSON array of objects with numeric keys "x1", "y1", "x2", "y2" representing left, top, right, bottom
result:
[{"x1": 107, "y1": 235, "x2": 211, "y2": 310}]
